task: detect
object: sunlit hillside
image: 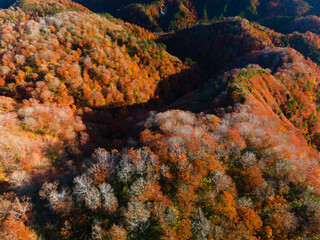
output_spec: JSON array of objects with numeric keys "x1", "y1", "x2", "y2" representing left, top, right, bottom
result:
[{"x1": 2, "y1": 0, "x2": 320, "y2": 239}]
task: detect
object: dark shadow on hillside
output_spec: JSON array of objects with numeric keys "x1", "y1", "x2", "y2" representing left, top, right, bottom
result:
[
  {"x1": 157, "y1": 20, "x2": 267, "y2": 77},
  {"x1": 80, "y1": 66, "x2": 207, "y2": 153},
  {"x1": 0, "y1": 16, "x2": 300, "y2": 197},
  {"x1": 0, "y1": 61, "x2": 209, "y2": 198}
]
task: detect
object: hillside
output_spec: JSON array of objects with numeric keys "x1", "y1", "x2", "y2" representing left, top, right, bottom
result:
[
  {"x1": 0, "y1": 0, "x2": 198, "y2": 179},
  {"x1": 20, "y1": 18, "x2": 320, "y2": 239},
  {"x1": 3, "y1": 0, "x2": 320, "y2": 31},
  {"x1": 0, "y1": 10, "x2": 190, "y2": 108},
  {"x1": 68, "y1": 0, "x2": 320, "y2": 31},
  {"x1": 13, "y1": 0, "x2": 90, "y2": 16},
  {"x1": 161, "y1": 18, "x2": 320, "y2": 147},
  {"x1": 0, "y1": 5, "x2": 196, "y2": 238},
  {"x1": 2, "y1": 0, "x2": 320, "y2": 240}
]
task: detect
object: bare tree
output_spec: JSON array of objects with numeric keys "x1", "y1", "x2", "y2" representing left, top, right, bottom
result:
[
  {"x1": 99, "y1": 183, "x2": 118, "y2": 214},
  {"x1": 192, "y1": 208, "x2": 212, "y2": 240},
  {"x1": 10, "y1": 197, "x2": 32, "y2": 221},
  {"x1": 73, "y1": 174, "x2": 101, "y2": 210}
]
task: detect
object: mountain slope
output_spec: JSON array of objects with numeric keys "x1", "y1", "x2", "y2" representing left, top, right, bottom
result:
[
  {"x1": 69, "y1": 0, "x2": 320, "y2": 31},
  {"x1": 2, "y1": 1, "x2": 320, "y2": 240},
  {"x1": 161, "y1": 18, "x2": 320, "y2": 149},
  {"x1": 22, "y1": 29, "x2": 320, "y2": 240},
  {"x1": 13, "y1": 0, "x2": 90, "y2": 16},
  {"x1": 0, "y1": 11, "x2": 187, "y2": 109}
]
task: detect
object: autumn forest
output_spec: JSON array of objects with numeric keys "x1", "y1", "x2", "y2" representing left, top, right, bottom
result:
[{"x1": 2, "y1": 0, "x2": 320, "y2": 239}]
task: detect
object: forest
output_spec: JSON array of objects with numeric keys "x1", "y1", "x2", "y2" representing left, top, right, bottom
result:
[{"x1": 1, "y1": 0, "x2": 320, "y2": 239}]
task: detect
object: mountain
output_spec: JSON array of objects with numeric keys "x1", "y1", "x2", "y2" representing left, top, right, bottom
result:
[
  {"x1": 2, "y1": 0, "x2": 320, "y2": 240},
  {"x1": 3, "y1": 0, "x2": 320, "y2": 31},
  {"x1": 161, "y1": 18, "x2": 320, "y2": 148},
  {"x1": 68, "y1": 0, "x2": 320, "y2": 31},
  {"x1": 0, "y1": 8, "x2": 190, "y2": 109},
  {"x1": 0, "y1": 0, "x2": 196, "y2": 180},
  {"x1": 13, "y1": 0, "x2": 90, "y2": 15},
  {"x1": 27, "y1": 18, "x2": 320, "y2": 239},
  {"x1": 0, "y1": 4, "x2": 196, "y2": 238}
]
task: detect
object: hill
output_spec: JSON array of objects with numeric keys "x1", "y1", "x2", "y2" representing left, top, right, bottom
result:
[
  {"x1": 0, "y1": 6, "x2": 196, "y2": 238},
  {"x1": 2, "y1": 1, "x2": 320, "y2": 240},
  {"x1": 69, "y1": 0, "x2": 320, "y2": 31},
  {"x1": 0, "y1": 1, "x2": 198, "y2": 183},
  {"x1": 16, "y1": 18, "x2": 320, "y2": 240},
  {"x1": 161, "y1": 18, "x2": 320, "y2": 148},
  {"x1": 4, "y1": 0, "x2": 320, "y2": 32},
  {"x1": 13, "y1": 0, "x2": 90, "y2": 16},
  {"x1": 0, "y1": 10, "x2": 189, "y2": 109}
]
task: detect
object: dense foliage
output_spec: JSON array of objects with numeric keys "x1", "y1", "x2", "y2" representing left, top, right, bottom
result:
[
  {"x1": 68, "y1": 0, "x2": 320, "y2": 31},
  {"x1": 0, "y1": 10, "x2": 185, "y2": 108},
  {"x1": 2, "y1": 0, "x2": 320, "y2": 240}
]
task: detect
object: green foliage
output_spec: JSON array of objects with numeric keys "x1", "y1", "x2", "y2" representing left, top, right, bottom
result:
[
  {"x1": 185, "y1": 57, "x2": 197, "y2": 66},
  {"x1": 280, "y1": 34, "x2": 320, "y2": 65}
]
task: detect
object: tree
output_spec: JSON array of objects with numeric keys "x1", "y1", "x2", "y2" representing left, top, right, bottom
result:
[
  {"x1": 237, "y1": 206, "x2": 262, "y2": 235},
  {"x1": 125, "y1": 200, "x2": 150, "y2": 230},
  {"x1": 107, "y1": 224, "x2": 127, "y2": 240},
  {"x1": 99, "y1": 183, "x2": 118, "y2": 214},
  {"x1": 192, "y1": 208, "x2": 212, "y2": 240},
  {"x1": 39, "y1": 181, "x2": 73, "y2": 214},
  {"x1": 73, "y1": 175, "x2": 101, "y2": 210}
]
